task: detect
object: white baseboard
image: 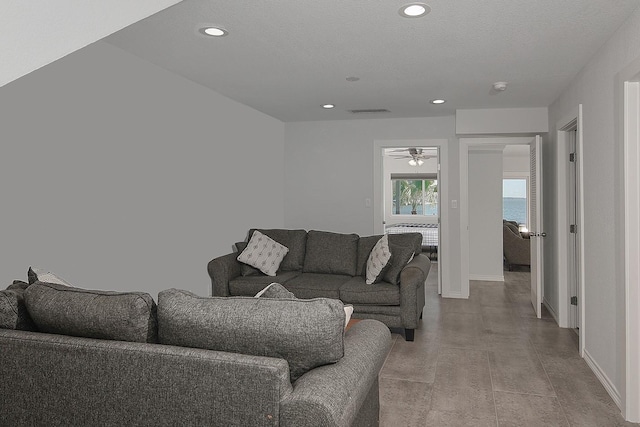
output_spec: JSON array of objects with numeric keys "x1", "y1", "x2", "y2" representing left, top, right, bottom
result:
[
  {"x1": 543, "y1": 297, "x2": 559, "y2": 324},
  {"x1": 469, "y1": 274, "x2": 504, "y2": 282},
  {"x1": 441, "y1": 292, "x2": 468, "y2": 299},
  {"x1": 583, "y1": 349, "x2": 622, "y2": 410}
]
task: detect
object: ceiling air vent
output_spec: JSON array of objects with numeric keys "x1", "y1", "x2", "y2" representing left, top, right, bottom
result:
[{"x1": 348, "y1": 108, "x2": 391, "y2": 114}]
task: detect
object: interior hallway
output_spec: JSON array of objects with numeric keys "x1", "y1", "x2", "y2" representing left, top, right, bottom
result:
[{"x1": 379, "y1": 263, "x2": 637, "y2": 426}]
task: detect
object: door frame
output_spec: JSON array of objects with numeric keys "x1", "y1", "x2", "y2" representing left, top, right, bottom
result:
[
  {"x1": 459, "y1": 136, "x2": 535, "y2": 299},
  {"x1": 617, "y1": 56, "x2": 640, "y2": 422},
  {"x1": 373, "y1": 139, "x2": 449, "y2": 296},
  {"x1": 555, "y1": 106, "x2": 586, "y2": 358}
]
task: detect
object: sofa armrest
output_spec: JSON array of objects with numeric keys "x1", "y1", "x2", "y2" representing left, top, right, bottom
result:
[
  {"x1": 398, "y1": 254, "x2": 431, "y2": 328},
  {"x1": 207, "y1": 252, "x2": 242, "y2": 296},
  {"x1": 280, "y1": 320, "x2": 392, "y2": 427}
]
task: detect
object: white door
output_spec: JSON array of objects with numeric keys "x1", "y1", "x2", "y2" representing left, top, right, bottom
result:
[{"x1": 530, "y1": 135, "x2": 544, "y2": 318}]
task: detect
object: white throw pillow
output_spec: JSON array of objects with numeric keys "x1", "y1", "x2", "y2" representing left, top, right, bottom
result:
[
  {"x1": 344, "y1": 305, "x2": 354, "y2": 328},
  {"x1": 29, "y1": 267, "x2": 73, "y2": 287},
  {"x1": 366, "y1": 235, "x2": 392, "y2": 284},
  {"x1": 237, "y1": 231, "x2": 289, "y2": 276}
]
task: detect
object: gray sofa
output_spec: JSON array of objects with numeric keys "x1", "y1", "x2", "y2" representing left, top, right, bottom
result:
[
  {"x1": 208, "y1": 229, "x2": 432, "y2": 341},
  {"x1": 503, "y1": 220, "x2": 531, "y2": 270},
  {"x1": 1, "y1": 280, "x2": 391, "y2": 426}
]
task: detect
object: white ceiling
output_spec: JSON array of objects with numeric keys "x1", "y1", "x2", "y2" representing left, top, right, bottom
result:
[
  {"x1": 0, "y1": 0, "x2": 181, "y2": 88},
  {"x1": 105, "y1": 0, "x2": 639, "y2": 122}
]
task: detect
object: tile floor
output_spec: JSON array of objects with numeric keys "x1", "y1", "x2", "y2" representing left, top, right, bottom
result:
[{"x1": 379, "y1": 263, "x2": 638, "y2": 426}]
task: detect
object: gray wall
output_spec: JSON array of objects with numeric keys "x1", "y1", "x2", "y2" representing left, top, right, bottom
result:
[
  {"x1": 0, "y1": 41, "x2": 285, "y2": 298},
  {"x1": 283, "y1": 116, "x2": 460, "y2": 291},
  {"x1": 468, "y1": 150, "x2": 504, "y2": 280},
  {"x1": 547, "y1": 5, "x2": 640, "y2": 397}
]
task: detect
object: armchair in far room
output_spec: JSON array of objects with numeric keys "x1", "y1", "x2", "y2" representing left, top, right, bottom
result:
[{"x1": 503, "y1": 220, "x2": 531, "y2": 270}]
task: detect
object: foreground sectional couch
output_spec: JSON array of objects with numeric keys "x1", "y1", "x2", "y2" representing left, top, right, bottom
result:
[
  {"x1": 208, "y1": 229, "x2": 432, "y2": 341},
  {"x1": 1, "y1": 279, "x2": 391, "y2": 426}
]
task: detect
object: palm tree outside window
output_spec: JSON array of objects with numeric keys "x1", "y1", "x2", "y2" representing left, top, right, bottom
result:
[{"x1": 392, "y1": 179, "x2": 438, "y2": 215}]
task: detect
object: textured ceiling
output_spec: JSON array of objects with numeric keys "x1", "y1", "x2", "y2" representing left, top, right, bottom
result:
[{"x1": 105, "y1": 0, "x2": 639, "y2": 122}]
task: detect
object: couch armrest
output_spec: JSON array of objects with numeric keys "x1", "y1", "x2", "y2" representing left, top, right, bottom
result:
[
  {"x1": 398, "y1": 254, "x2": 431, "y2": 328},
  {"x1": 207, "y1": 252, "x2": 242, "y2": 296},
  {"x1": 279, "y1": 320, "x2": 392, "y2": 427}
]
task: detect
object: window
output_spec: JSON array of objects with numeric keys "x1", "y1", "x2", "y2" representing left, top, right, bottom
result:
[
  {"x1": 391, "y1": 178, "x2": 438, "y2": 216},
  {"x1": 503, "y1": 178, "x2": 527, "y2": 226}
]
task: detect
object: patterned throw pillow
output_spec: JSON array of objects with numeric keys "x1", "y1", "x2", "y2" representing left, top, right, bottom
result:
[
  {"x1": 366, "y1": 235, "x2": 392, "y2": 284},
  {"x1": 237, "y1": 230, "x2": 289, "y2": 276},
  {"x1": 27, "y1": 267, "x2": 72, "y2": 287},
  {"x1": 254, "y1": 282, "x2": 296, "y2": 299}
]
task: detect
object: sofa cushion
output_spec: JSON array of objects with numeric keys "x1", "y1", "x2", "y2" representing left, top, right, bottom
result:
[
  {"x1": 0, "y1": 288, "x2": 37, "y2": 331},
  {"x1": 303, "y1": 230, "x2": 359, "y2": 276},
  {"x1": 366, "y1": 234, "x2": 392, "y2": 284},
  {"x1": 283, "y1": 273, "x2": 352, "y2": 299},
  {"x1": 340, "y1": 276, "x2": 400, "y2": 306},
  {"x1": 157, "y1": 289, "x2": 345, "y2": 382},
  {"x1": 229, "y1": 271, "x2": 301, "y2": 296},
  {"x1": 250, "y1": 229, "x2": 308, "y2": 271},
  {"x1": 255, "y1": 283, "x2": 355, "y2": 330},
  {"x1": 7, "y1": 280, "x2": 30, "y2": 291},
  {"x1": 255, "y1": 282, "x2": 296, "y2": 299},
  {"x1": 237, "y1": 230, "x2": 289, "y2": 276},
  {"x1": 383, "y1": 242, "x2": 416, "y2": 285},
  {"x1": 24, "y1": 282, "x2": 158, "y2": 343}
]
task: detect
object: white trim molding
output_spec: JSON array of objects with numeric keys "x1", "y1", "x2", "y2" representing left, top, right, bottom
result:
[
  {"x1": 469, "y1": 274, "x2": 504, "y2": 282},
  {"x1": 584, "y1": 349, "x2": 623, "y2": 410},
  {"x1": 617, "y1": 55, "x2": 640, "y2": 423},
  {"x1": 543, "y1": 296, "x2": 559, "y2": 324},
  {"x1": 623, "y1": 79, "x2": 640, "y2": 423}
]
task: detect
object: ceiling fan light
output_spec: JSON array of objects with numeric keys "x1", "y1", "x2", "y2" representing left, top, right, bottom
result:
[
  {"x1": 408, "y1": 159, "x2": 417, "y2": 166},
  {"x1": 417, "y1": 159, "x2": 424, "y2": 166}
]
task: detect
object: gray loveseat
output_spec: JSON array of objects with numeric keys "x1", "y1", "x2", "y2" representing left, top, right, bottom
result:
[
  {"x1": 1, "y1": 280, "x2": 391, "y2": 426},
  {"x1": 208, "y1": 229, "x2": 431, "y2": 341}
]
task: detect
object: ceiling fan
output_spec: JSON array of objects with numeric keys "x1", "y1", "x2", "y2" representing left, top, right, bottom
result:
[{"x1": 387, "y1": 148, "x2": 437, "y2": 166}]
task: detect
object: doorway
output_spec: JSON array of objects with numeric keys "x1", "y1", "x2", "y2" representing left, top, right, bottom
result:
[
  {"x1": 373, "y1": 139, "x2": 448, "y2": 297},
  {"x1": 556, "y1": 106, "x2": 585, "y2": 353},
  {"x1": 460, "y1": 137, "x2": 542, "y2": 307}
]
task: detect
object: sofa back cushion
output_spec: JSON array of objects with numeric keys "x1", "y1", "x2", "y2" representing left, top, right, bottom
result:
[
  {"x1": 303, "y1": 230, "x2": 359, "y2": 276},
  {"x1": 25, "y1": 282, "x2": 158, "y2": 343},
  {"x1": 248, "y1": 229, "x2": 308, "y2": 271},
  {"x1": 0, "y1": 287, "x2": 37, "y2": 331},
  {"x1": 157, "y1": 288, "x2": 345, "y2": 382},
  {"x1": 388, "y1": 232, "x2": 423, "y2": 255}
]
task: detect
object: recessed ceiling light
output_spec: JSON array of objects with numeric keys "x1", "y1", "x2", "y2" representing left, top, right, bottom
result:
[
  {"x1": 346, "y1": 76, "x2": 360, "y2": 82},
  {"x1": 430, "y1": 99, "x2": 446, "y2": 104},
  {"x1": 199, "y1": 27, "x2": 228, "y2": 37},
  {"x1": 322, "y1": 104, "x2": 335, "y2": 109},
  {"x1": 399, "y1": 3, "x2": 431, "y2": 18}
]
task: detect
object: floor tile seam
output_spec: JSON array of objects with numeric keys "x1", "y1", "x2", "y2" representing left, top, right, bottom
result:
[
  {"x1": 437, "y1": 343, "x2": 488, "y2": 352},
  {"x1": 381, "y1": 335, "x2": 400, "y2": 368},
  {"x1": 491, "y1": 388, "x2": 557, "y2": 398},
  {"x1": 530, "y1": 336, "x2": 573, "y2": 427},
  {"x1": 378, "y1": 375, "x2": 434, "y2": 386},
  {"x1": 486, "y1": 346, "x2": 500, "y2": 427}
]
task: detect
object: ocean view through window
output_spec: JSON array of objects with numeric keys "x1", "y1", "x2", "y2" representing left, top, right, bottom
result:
[{"x1": 503, "y1": 178, "x2": 527, "y2": 226}]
